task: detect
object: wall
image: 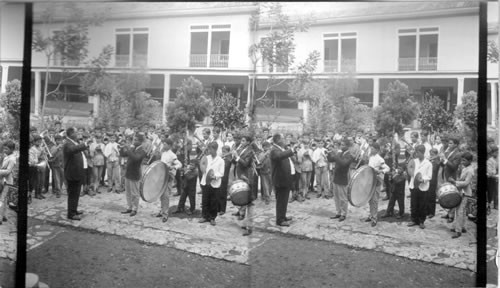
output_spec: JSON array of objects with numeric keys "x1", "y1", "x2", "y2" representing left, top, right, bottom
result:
[{"x1": 0, "y1": 4, "x2": 25, "y2": 62}]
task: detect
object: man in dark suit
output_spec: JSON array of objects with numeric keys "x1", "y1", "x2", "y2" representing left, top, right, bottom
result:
[
  {"x1": 64, "y1": 127, "x2": 90, "y2": 220},
  {"x1": 270, "y1": 133, "x2": 296, "y2": 227},
  {"x1": 439, "y1": 137, "x2": 461, "y2": 222},
  {"x1": 327, "y1": 139, "x2": 354, "y2": 221}
]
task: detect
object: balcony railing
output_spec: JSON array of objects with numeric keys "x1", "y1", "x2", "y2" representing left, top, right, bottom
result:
[
  {"x1": 418, "y1": 57, "x2": 437, "y2": 71},
  {"x1": 190, "y1": 54, "x2": 207, "y2": 67},
  {"x1": 398, "y1": 57, "x2": 416, "y2": 71},
  {"x1": 324, "y1": 60, "x2": 338, "y2": 72},
  {"x1": 209, "y1": 54, "x2": 229, "y2": 68},
  {"x1": 341, "y1": 58, "x2": 356, "y2": 72},
  {"x1": 115, "y1": 55, "x2": 130, "y2": 67},
  {"x1": 52, "y1": 56, "x2": 80, "y2": 66}
]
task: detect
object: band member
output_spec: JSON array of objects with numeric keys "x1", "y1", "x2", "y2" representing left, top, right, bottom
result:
[
  {"x1": 327, "y1": 139, "x2": 354, "y2": 222},
  {"x1": 218, "y1": 145, "x2": 232, "y2": 215},
  {"x1": 270, "y1": 133, "x2": 296, "y2": 227},
  {"x1": 49, "y1": 135, "x2": 65, "y2": 198},
  {"x1": 157, "y1": 138, "x2": 182, "y2": 223},
  {"x1": 364, "y1": 143, "x2": 389, "y2": 227},
  {"x1": 448, "y1": 152, "x2": 474, "y2": 238},
  {"x1": 199, "y1": 142, "x2": 224, "y2": 226},
  {"x1": 487, "y1": 146, "x2": 499, "y2": 210},
  {"x1": 0, "y1": 141, "x2": 16, "y2": 224},
  {"x1": 231, "y1": 134, "x2": 255, "y2": 220},
  {"x1": 64, "y1": 127, "x2": 90, "y2": 221},
  {"x1": 382, "y1": 143, "x2": 407, "y2": 219},
  {"x1": 439, "y1": 138, "x2": 461, "y2": 222},
  {"x1": 104, "y1": 134, "x2": 121, "y2": 193},
  {"x1": 174, "y1": 139, "x2": 198, "y2": 215},
  {"x1": 407, "y1": 145, "x2": 432, "y2": 229},
  {"x1": 426, "y1": 148, "x2": 441, "y2": 218},
  {"x1": 212, "y1": 127, "x2": 224, "y2": 157},
  {"x1": 120, "y1": 134, "x2": 148, "y2": 217}
]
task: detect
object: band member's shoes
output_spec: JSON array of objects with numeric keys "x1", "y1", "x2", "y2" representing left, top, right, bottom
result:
[
  {"x1": 305, "y1": 195, "x2": 310, "y2": 200},
  {"x1": 316, "y1": 193, "x2": 322, "y2": 198},
  {"x1": 447, "y1": 218, "x2": 454, "y2": 223},
  {"x1": 382, "y1": 197, "x2": 389, "y2": 201},
  {"x1": 121, "y1": 209, "x2": 132, "y2": 214},
  {"x1": 172, "y1": 193, "x2": 180, "y2": 197},
  {"x1": 427, "y1": 214, "x2": 434, "y2": 219},
  {"x1": 407, "y1": 222, "x2": 418, "y2": 227},
  {"x1": 381, "y1": 213, "x2": 393, "y2": 218},
  {"x1": 199, "y1": 218, "x2": 209, "y2": 223},
  {"x1": 450, "y1": 228, "x2": 467, "y2": 233},
  {"x1": 285, "y1": 216, "x2": 292, "y2": 221},
  {"x1": 162, "y1": 216, "x2": 168, "y2": 223},
  {"x1": 155, "y1": 213, "x2": 162, "y2": 218},
  {"x1": 243, "y1": 228, "x2": 252, "y2": 236},
  {"x1": 441, "y1": 215, "x2": 449, "y2": 219},
  {"x1": 186, "y1": 210, "x2": 193, "y2": 215},
  {"x1": 277, "y1": 221, "x2": 290, "y2": 227},
  {"x1": 210, "y1": 220, "x2": 216, "y2": 226},
  {"x1": 130, "y1": 211, "x2": 137, "y2": 217},
  {"x1": 363, "y1": 218, "x2": 372, "y2": 222},
  {"x1": 330, "y1": 214, "x2": 341, "y2": 219},
  {"x1": 265, "y1": 199, "x2": 270, "y2": 205},
  {"x1": 67, "y1": 215, "x2": 82, "y2": 221},
  {"x1": 35, "y1": 194, "x2": 45, "y2": 200},
  {"x1": 371, "y1": 221, "x2": 377, "y2": 227},
  {"x1": 338, "y1": 216, "x2": 346, "y2": 222},
  {"x1": 288, "y1": 197, "x2": 295, "y2": 203},
  {"x1": 2, "y1": 217, "x2": 6, "y2": 222},
  {"x1": 419, "y1": 223, "x2": 425, "y2": 229},
  {"x1": 238, "y1": 215, "x2": 245, "y2": 221},
  {"x1": 76, "y1": 211, "x2": 84, "y2": 215},
  {"x1": 452, "y1": 232, "x2": 461, "y2": 239},
  {"x1": 232, "y1": 212, "x2": 240, "y2": 217},
  {"x1": 55, "y1": 193, "x2": 61, "y2": 198},
  {"x1": 173, "y1": 209, "x2": 184, "y2": 214},
  {"x1": 218, "y1": 212, "x2": 225, "y2": 216}
]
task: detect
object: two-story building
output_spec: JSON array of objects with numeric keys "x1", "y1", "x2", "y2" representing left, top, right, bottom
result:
[{"x1": 0, "y1": 2, "x2": 493, "y2": 129}]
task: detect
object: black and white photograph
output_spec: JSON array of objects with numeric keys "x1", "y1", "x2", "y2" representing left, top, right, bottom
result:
[{"x1": 0, "y1": 1, "x2": 497, "y2": 287}]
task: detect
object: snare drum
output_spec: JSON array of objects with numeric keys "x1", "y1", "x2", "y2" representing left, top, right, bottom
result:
[
  {"x1": 229, "y1": 179, "x2": 251, "y2": 206},
  {"x1": 140, "y1": 161, "x2": 169, "y2": 203},
  {"x1": 347, "y1": 165, "x2": 377, "y2": 207},
  {"x1": 438, "y1": 182, "x2": 461, "y2": 209}
]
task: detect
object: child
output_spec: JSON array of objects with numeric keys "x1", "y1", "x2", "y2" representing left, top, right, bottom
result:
[
  {"x1": 157, "y1": 138, "x2": 182, "y2": 223},
  {"x1": 426, "y1": 148, "x2": 441, "y2": 218},
  {"x1": 448, "y1": 152, "x2": 474, "y2": 238},
  {"x1": 257, "y1": 141, "x2": 272, "y2": 204},
  {"x1": 298, "y1": 140, "x2": 313, "y2": 200},
  {"x1": 365, "y1": 143, "x2": 389, "y2": 227},
  {"x1": 218, "y1": 145, "x2": 232, "y2": 215}
]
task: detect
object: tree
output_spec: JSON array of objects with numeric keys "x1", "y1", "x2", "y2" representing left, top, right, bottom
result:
[
  {"x1": 32, "y1": 3, "x2": 108, "y2": 129},
  {"x1": 247, "y1": 2, "x2": 311, "y2": 126},
  {"x1": 374, "y1": 80, "x2": 418, "y2": 136},
  {"x1": 0, "y1": 80, "x2": 22, "y2": 139},
  {"x1": 454, "y1": 91, "x2": 478, "y2": 150},
  {"x1": 418, "y1": 91, "x2": 455, "y2": 134},
  {"x1": 210, "y1": 88, "x2": 245, "y2": 131},
  {"x1": 95, "y1": 90, "x2": 130, "y2": 129},
  {"x1": 488, "y1": 40, "x2": 499, "y2": 63},
  {"x1": 167, "y1": 77, "x2": 212, "y2": 134}
]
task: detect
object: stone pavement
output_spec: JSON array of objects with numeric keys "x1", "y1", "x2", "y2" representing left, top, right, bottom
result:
[
  {"x1": 0, "y1": 206, "x2": 17, "y2": 262},
  {"x1": 26, "y1": 186, "x2": 496, "y2": 273}
]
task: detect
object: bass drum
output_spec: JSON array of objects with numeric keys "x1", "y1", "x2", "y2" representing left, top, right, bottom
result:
[
  {"x1": 229, "y1": 179, "x2": 251, "y2": 206},
  {"x1": 438, "y1": 182, "x2": 461, "y2": 209},
  {"x1": 140, "y1": 161, "x2": 169, "y2": 203},
  {"x1": 347, "y1": 165, "x2": 377, "y2": 207}
]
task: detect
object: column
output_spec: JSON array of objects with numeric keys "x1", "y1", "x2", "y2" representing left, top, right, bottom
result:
[
  {"x1": 457, "y1": 77, "x2": 464, "y2": 106},
  {"x1": 162, "y1": 73, "x2": 171, "y2": 125},
  {"x1": 373, "y1": 77, "x2": 380, "y2": 107},
  {"x1": 246, "y1": 76, "x2": 252, "y2": 123},
  {"x1": 0, "y1": 65, "x2": 8, "y2": 94},
  {"x1": 299, "y1": 101, "x2": 309, "y2": 124},
  {"x1": 491, "y1": 82, "x2": 497, "y2": 127},
  {"x1": 34, "y1": 71, "x2": 41, "y2": 116}
]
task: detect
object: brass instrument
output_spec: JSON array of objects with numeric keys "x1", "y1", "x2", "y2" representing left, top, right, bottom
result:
[{"x1": 193, "y1": 134, "x2": 210, "y2": 160}]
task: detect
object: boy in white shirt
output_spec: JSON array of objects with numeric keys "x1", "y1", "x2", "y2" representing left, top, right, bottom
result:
[
  {"x1": 156, "y1": 138, "x2": 182, "y2": 223},
  {"x1": 407, "y1": 145, "x2": 433, "y2": 229},
  {"x1": 103, "y1": 134, "x2": 121, "y2": 193},
  {"x1": 198, "y1": 142, "x2": 225, "y2": 226},
  {"x1": 364, "y1": 143, "x2": 390, "y2": 227},
  {"x1": 311, "y1": 140, "x2": 329, "y2": 198}
]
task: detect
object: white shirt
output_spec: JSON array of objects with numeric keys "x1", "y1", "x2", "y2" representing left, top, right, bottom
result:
[
  {"x1": 200, "y1": 155, "x2": 225, "y2": 188},
  {"x1": 368, "y1": 154, "x2": 390, "y2": 173},
  {"x1": 422, "y1": 142, "x2": 432, "y2": 160},
  {"x1": 104, "y1": 142, "x2": 120, "y2": 162},
  {"x1": 311, "y1": 147, "x2": 327, "y2": 167},
  {"x1": 161, "y1": 149, "x2": 182, "y2": 175},
  {"x1": 408, "y1": 158, "x2": 432, "y2": 191}
]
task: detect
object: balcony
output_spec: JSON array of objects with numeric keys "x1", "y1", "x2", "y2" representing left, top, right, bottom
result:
[
  {"x1": 116, "y1": 54, "x2": 148, "y2": 67},
  {"x1": 115, "y1": 55, "x2": 129, "y2": 67},
  {"x1": 324, "y1": 60, "x2": 338, "y2": 72},
  {"x1": 209, "y1": 54, "x2": 229, "y2": 68},
  {"x1": 418, "y1": 57, "x2": 437, "y2": 71},
  {"x1": 398, "y1": 57, "x2": 416, "y2": 71},
  {"x1": 190, "y1": 54, "x2": 208, "y2": 67},
  {"x1": 341, "y1": 59, "x2": 356, "y2": 72}
]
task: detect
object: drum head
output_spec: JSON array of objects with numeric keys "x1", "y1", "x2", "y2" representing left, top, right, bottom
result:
[
  {"x1": 348, "y1": 165, "x2": 377, "y2": 207},
  {"x1": 140, "y1": 161, "x2": 169, "y2": 203}
]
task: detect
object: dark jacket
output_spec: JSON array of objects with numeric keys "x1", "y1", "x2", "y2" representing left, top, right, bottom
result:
[
  {"x1": 233, "y1": 145, "x2": 254, "y2": 181},
  {"x1": 270, "y1": 145, "x2": 294, "y2": 188},
  {"x1": 122, "y1": 145, "x2": 147, "y2": 181},
  {"x1": 441, "y1": 148, "x2": 461, "y2": 181},
  {"x1": 63, "y1": 139, "x2": 88, "y2": 182},
  {"x1": 327, "y1": 150, "x2": 354, "y2": 186}
]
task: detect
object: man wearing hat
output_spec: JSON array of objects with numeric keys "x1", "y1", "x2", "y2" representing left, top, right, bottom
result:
[{"x1": 64, "y1": 127, "x2": 91, "y2": 220}]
